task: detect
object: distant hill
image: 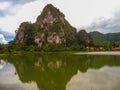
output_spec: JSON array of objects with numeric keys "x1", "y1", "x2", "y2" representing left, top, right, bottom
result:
[
  {"x1": 106, "y1": 33, "x2": 120, "y2": 42},
  {"x1": 90, "y1": 31, "x2": 120, "y2": 46}
]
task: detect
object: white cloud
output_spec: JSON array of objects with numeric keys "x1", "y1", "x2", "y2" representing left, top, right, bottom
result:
[
  {"x1": 0, "y1": 0, "x2": 42, "y2": 34},
  {"x1": 86, "y1": 10, "x2": 120, "y2": 33},
  {"x1": 0, "y1": 0, "x2": 35, "y2": 5},
  {"x1": 51, "y1": 0, "x2": 120, "y2": 27},
  {"x1": 0, "y1": 2, "x2": 11, "y2": 10},
  {"x1": 0, "y1": 34, "x2": 8, "y2": 44}
]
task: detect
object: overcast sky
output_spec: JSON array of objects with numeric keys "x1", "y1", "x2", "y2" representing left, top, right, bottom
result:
[{"x1": 0, "y1": 0, "x2": 120, "y2": 42}]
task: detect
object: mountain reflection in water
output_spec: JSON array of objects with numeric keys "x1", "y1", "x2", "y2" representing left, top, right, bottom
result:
[{"x1": 1, "y1": 53, "x2": 120, "y2": 90}]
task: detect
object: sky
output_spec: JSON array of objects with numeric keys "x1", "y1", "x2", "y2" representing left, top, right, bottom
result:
[{"x1": 0, "y1": 0, "x2": 120, "y2": 43}]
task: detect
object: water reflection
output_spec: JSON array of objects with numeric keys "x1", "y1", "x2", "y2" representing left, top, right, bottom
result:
[
  {"x1": 1, "y1": 53, "x2": 120, "y2": 90},
  {"x1": 67, "y1": 67, "x2": 120, "y2": 90}
]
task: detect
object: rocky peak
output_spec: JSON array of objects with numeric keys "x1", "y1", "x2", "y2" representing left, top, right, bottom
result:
[
  {"x1": 37, "y1": 4, "x2": 64, "y2": 22},
  {"x1": 36, "y1": 4, "x2": 65, "y2": 31}
]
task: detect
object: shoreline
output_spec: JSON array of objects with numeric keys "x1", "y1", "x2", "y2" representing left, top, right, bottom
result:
[{"x1": 74, "y1": 51, "x2": 120, "y2": 55}]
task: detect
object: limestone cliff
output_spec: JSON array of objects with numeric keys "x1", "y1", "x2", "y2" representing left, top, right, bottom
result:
[
  {"x1": 14, "y1": 4, "x2": 77, "y2": 47},
  {"x1": 14, "y1": 4, "x2": 93, "y2": 48}
]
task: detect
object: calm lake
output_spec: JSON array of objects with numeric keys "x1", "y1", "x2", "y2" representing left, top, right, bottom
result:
[{"x1": 0, "y1": 52, "x2": 120, "y2": 90}]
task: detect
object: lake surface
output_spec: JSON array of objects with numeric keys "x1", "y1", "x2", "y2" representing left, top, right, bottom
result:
[{"x1": 0, "y1": 52, "x2": 120, "y2": 90}]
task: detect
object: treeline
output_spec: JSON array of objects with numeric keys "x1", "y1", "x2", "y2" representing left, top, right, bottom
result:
[
  {"x1": 1, "y1": 40, "x2": 120, "y2": 54},
  {"x1": 0, "y1": 41, "x2": 87, "y2": 53}
]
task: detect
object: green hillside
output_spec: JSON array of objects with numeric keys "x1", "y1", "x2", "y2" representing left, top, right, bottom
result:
[{"x1": 90, "y1": 31, "x2": 120, "y2": 47}]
